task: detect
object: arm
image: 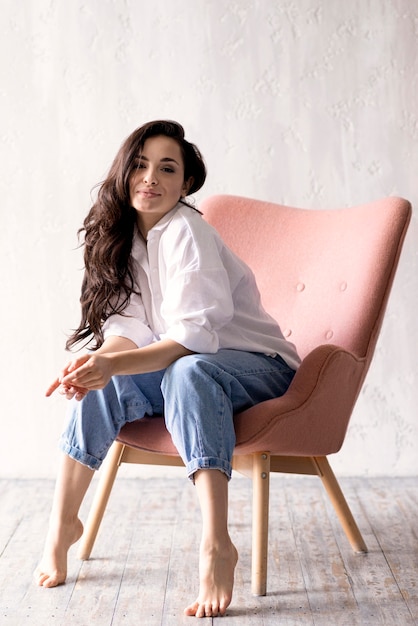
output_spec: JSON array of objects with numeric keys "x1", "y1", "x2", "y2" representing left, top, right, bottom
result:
[
  {"x1": 100, "y1": 337, "x2": 194, "y2": 375},
  {"x1": 46, "y1": 336, "x2": 193, "y2": 399}
]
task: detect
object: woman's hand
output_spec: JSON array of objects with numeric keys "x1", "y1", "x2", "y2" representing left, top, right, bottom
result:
[
  {"x1": 46, "y1": 353, "x2": 114, "y2": 400},
  {"x1": 45, "y1": 337, "x2": 192, "y2": 401}
]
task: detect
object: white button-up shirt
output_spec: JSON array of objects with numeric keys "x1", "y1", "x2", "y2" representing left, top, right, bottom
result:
[{"x1": 102, "y1": 203, "x2": 300, "y2": 371}]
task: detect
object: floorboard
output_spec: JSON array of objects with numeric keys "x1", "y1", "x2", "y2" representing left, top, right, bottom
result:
[{"x1": 0, "y1": 475, "x2": 417, "y2": 625}]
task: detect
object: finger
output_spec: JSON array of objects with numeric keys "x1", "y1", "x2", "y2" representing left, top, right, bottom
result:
[
  {"x1": 67, "y1": 354, "x2": 91, "y2": 372},
  {"x1": 63, "y1": 363, "x2": 105, "y2": 389},
  {"x1": 65, "y1": 383, "x2": 88, "y2": 393},
  {"x1": 56, "y1": 382, "x2": 88, "y2": 400},
  {"x1": 62, "y1": 370, "x2": 96, "y2": 389},
  {"x1": 45, "y1": 378, "x2": 60, "y2": 397},
  {"x1": 62, "y1": 358, "x2": 94, "y2": 381},
  {"x1": 75, "y1": 389, "x2": 89, "y2": 401}
]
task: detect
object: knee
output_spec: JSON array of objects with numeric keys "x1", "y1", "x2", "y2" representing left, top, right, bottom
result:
[{"x1": 162, "y1": 354, "x2": 219, "y2": 390}]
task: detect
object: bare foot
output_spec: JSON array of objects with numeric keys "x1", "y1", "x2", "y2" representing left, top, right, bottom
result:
[
  {"x1": 184, "y1": 540, "x2": 238, "y2": 618},
  {"x1": 34, "y1": 517, "x2": 84, "y2": 588}
]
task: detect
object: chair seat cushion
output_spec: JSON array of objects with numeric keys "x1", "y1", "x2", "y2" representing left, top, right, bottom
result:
[{"x1": 117, "y1": 417, "x2": 178, "y2": 455}]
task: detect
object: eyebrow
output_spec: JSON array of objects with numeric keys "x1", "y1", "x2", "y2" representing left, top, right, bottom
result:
[{"x1": 137, "y1": 155, "x2": 180, "y2": 166}]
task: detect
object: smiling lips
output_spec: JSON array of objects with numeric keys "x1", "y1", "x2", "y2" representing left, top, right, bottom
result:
[{"x1": 138, "y1": 189, "x2": 160, "y2": 198}]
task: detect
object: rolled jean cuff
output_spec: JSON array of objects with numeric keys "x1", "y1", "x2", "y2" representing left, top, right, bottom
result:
[
  {"x1": 59, "y1": 439, "x2": 103, "y2": 471},
  {"x1": 186, "y1": 457, "x2": 232, "y2": 482}
]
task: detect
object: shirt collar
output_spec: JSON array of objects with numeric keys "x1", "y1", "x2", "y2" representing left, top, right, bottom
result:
[{"x1": 146, "y1": 201, "x2": 185, "y2": 236}]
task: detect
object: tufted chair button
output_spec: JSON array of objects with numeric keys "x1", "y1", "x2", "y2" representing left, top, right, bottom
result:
[
  {"x1": 283, "y1": 328, "x2": 292, "y2": 338},
  {"x1": 296, "y1": 282, "x2": 305, "y2": 292},
  {"x1": 325, "y1": 330, "x2": 334, "y2": 340},
  {"x1": 340, "y1": 281, "x2": 347, "y2": 291}
]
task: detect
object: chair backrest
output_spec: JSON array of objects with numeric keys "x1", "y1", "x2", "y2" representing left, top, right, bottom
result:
[{"x1": 201, "y1": 195, "x2": 411, "y2": 361}]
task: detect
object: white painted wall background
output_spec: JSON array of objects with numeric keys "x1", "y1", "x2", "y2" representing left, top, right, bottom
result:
[{"x1": 0, "y1": 0, "x2": 416, "y2": 479}]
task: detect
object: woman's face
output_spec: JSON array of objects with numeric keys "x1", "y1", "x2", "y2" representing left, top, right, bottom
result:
[{"x1": 129, "y1": 135, "x2": 192, "y2": 236}]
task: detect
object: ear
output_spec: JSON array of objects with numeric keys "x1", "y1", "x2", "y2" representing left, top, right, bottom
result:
[{"x1": 181, "y1": 176, "x2": 194, "y2": 197}]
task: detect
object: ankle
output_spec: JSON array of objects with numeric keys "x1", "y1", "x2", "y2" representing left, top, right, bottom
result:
[
  {"x1": 48, "y1": 512, "x2": 80, "y2": 529},
  {"x1": 200, "y1": 535, "x2": 234, "y2": 553}
]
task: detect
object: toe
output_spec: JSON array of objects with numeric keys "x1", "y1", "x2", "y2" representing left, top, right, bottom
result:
[
  {"x1": 219, "y1": 597, "x2": 228, "y2": 615},
  {"x1": 195, "y1": 601, "x2": 210, "y2": 618},
  {"x1": 184, "y1": 601, "x2": 199, "y2": 617},
  {"x1": 35, "y1": 571, "x2": 48, "y2": 587},
  {"x1": 212, "y1": 601, "x2": 222, "y2": 617}
]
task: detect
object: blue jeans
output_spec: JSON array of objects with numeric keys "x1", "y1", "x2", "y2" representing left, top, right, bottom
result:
[{"x1": 59, "y1": 350, "x2": 295, "y2": 480}]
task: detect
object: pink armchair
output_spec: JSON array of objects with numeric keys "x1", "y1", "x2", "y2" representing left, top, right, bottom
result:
[{"x1": 78, "y1": 194, "x2": 412, "y2": 595}]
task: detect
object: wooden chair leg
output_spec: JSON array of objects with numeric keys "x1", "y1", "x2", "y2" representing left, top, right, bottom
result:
[
  {"x1": 251, "y1": 452, "x2": 270, "y2": 596},
  {"x1": 313, "y1": 456, "x2": 368, "y2": 554},
  {"x1": 77, "y1": 441, "x2": 125, "y2": 560}
]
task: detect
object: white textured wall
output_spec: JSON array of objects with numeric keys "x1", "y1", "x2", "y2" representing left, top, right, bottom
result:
[{"x1": 1, "y1": 0, "x2": 416, "y2": 478}]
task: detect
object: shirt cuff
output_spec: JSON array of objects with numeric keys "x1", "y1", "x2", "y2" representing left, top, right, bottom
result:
[
  {"x1": 162, "y1": 322, "x2": 219, "y2": 353},
  {"x1": 102, "y1": 315, "x2": 155, "y2": 348}
]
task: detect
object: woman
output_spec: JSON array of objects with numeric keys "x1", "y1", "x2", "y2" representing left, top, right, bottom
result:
[{"x1": 35, "y1": 120, "x2": 300, "y2": 618}]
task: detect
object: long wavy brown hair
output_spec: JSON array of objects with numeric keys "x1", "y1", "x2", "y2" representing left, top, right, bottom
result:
[{"x1": 66, "y1": 120, "x2": 207, "y2": 351}]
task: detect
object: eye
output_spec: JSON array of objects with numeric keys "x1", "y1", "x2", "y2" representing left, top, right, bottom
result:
[
  {"x1": 132, "y1": 157, "x2": 145, "y2": 170},
  {"x1": 161, "y1": 166, "x2": 175, "y2": 173}
]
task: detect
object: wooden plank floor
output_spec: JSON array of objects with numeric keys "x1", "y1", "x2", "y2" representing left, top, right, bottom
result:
[{"x1": 0, "y1": 474, "x2": 417, "y2": 625}]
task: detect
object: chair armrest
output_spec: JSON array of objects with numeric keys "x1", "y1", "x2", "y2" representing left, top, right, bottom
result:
[{"x1": 234, "y1": 344, "x2": 367, "y2": 456}]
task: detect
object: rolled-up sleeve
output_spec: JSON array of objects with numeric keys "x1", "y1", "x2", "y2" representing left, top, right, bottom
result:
[
  {"x1": 160, "y1": 266, "x2": 234, "y2": 353},
  {"x1": 102, "y1": 291, "x2": 155, "y2": 347}
]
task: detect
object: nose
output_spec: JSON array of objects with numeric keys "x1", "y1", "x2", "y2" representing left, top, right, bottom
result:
[{"x1": 143, "y1": 167, "x2": 158, "y2": 186}]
